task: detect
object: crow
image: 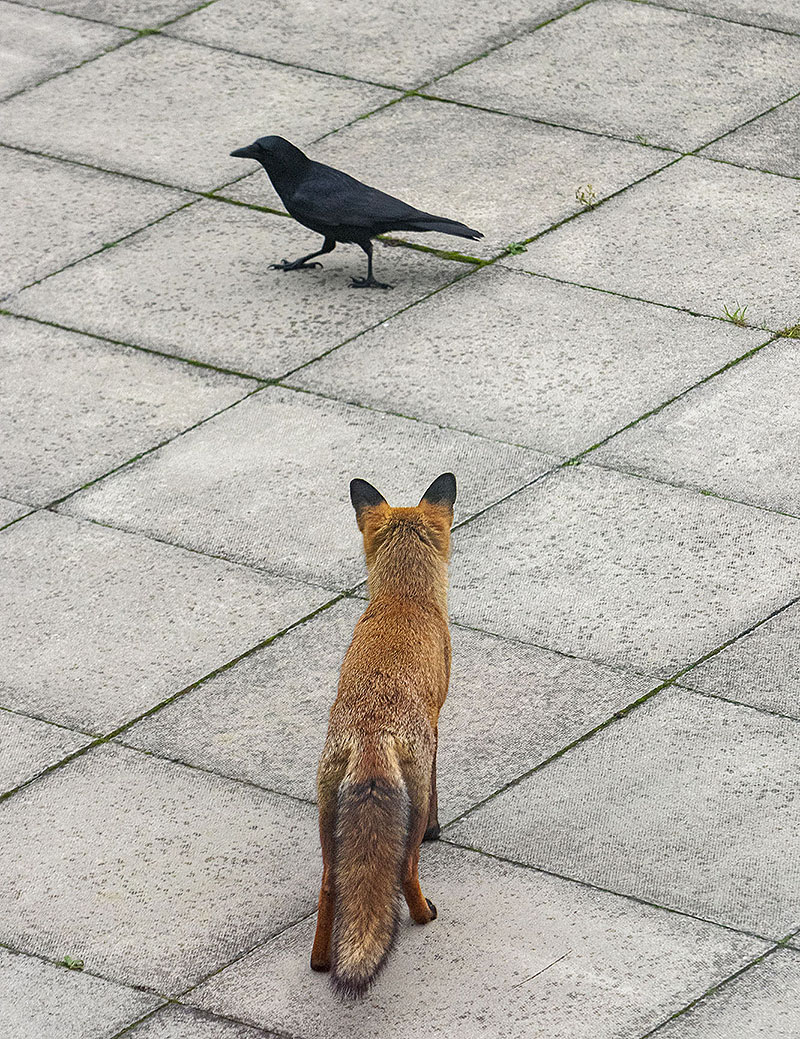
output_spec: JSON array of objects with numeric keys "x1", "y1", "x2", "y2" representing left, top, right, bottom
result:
[{"x1": 229, "y1": 136, "x2": 483, "y2": 289}]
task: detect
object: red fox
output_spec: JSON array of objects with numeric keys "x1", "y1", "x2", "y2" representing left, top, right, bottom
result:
[{"x1": 310, "y1": 473, "x2": 457, "y2": 997}]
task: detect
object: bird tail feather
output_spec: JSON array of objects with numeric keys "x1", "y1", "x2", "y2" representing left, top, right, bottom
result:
[{"x1": 400, "y1": 214, "x2": 483, "y2": 240}]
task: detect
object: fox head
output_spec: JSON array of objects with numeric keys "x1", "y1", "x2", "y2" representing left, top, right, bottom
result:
[{"x1": 349, "y1": 474, "x2": 456, "y2": 602}]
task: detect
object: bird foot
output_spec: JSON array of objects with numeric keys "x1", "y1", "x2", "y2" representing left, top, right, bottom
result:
[
  {"x1": 268, "y1": 259, "x2": 323, "y2": 272},
  {"x1": 350, "y1": 276, "x2": 393, "y2": 290}
]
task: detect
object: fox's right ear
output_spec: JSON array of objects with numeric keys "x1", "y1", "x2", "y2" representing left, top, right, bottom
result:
[{"x1": 350, "y1": 478, "x2": 388, "y2": 531}]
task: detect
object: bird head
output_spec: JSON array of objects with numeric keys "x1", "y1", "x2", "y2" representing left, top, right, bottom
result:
[{"x1": 229, "y1": 136, "x2": 308, "y2": 174}]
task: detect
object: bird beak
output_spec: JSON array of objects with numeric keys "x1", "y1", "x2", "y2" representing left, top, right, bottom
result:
[{"x1": 230, "y1": 145, "x2": 259, "y2": 159}]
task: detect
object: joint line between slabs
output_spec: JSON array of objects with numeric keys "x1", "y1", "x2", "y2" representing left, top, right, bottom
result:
[{"x1": 629, "y1": 0, "x2": 800, "y2": 40}]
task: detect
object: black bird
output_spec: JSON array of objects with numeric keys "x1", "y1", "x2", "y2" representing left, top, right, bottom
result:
[{"x1": 229, "y1": 135, "x2": 483, "y2": 289}]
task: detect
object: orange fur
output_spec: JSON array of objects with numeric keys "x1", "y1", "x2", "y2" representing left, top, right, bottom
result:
[{"x1": 311, "y1": 475, "x2": 455, "y2": 997}]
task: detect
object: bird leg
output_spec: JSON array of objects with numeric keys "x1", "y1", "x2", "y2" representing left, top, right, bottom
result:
[
  {"x1": 269, "y1": 237, "x2": 336, "y2": 272},
  {"x1": 351, "y1": 241, "x2": 392, "y2": 289}
]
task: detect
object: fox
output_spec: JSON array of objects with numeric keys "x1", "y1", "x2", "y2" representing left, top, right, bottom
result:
[{"x1": 310, "y1": 472, "x2": 457, "y2": 997}]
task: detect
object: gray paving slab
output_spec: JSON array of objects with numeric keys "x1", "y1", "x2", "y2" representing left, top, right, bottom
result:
[
  {"x1": 682, "y1": 600, "x2": 800, "y2": 719},
  {"x1": 702, "y1": 95, "x2": 800, "y2": 178},
  {"x1": 0, "y1": 2, "x2": 129, "y2": 99},
  {"x1": 652, "y1": 949, "x2": 800, "y2": 1039},
  {"x1": 593, "y1": 339, "x2": 800, "y2": 516},
  {"x1": 0, "y1": 711, "x2": 90, "y2": 793},
  {"x1": 219, "y1": 96, "x2": 670, "y2": 258},
  {"x1": 1, "y1": 946, "x2": 161, "y2": 1039},
  {"x1": 0, "y1": 315, "x2": 256, "y2": 506},
  {"x1": 0, "y1": 146, "x2": 188, "y2": 298},
  {"x1": 167, "y1": 0, "x2": 572, "y2": 87},
  {"x1": 515, "y1": 156, "x2": 800, "y2": 328},
  {"x1": 0, "y1": 36, "x2": 397, "y2": 191},
  {"x1": 126, "y1": 1005, "x2": 273, "y2": 1038},
  {"x1": 292, "y1": 266, "x2": 765, "y2": 454},
  {"x1": 8, "y1": 202, "x2": 469, "y2": 378},
  {"x1": 678, "y1": 0, "x2": 800, "y2": 34},
  {"x1": 188, "y1": 842, "x2": 766, "y2": 1038},
  {"x1": 122, "y1": 598, "x2": 655, "y2": 820},
  {"x1": 14, "y1": 0, "x2": 206, "y2": 30},
  {"x1": 0, "y1": 743, "x2": 318, "y2": 993},
  {"x1": 0, "y1": 497, "x2": 31, "y2": 527},
  {"x1": 447, "y1": 464, "x2": 800, "y2": 674},
  {"x1": 448, "y1": 687, "x2": 800, "y2": 935},
  {"x1": 432, "y1": 0, "x2": 800, "y2": 151},
  {"x1": 59, "y1": 385, "x2": 552, "y2": 587},
  {"x1": 0, "y1": 510, "x2": 329, "y2": 732}
]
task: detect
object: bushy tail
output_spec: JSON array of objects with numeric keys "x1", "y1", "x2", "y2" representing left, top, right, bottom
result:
[
  {"x1": 331, "y1": 749, "x2": 409, "y2": 998},
  {"x1": 400, "y1": 213, "x2": 484, "y2": 241}
]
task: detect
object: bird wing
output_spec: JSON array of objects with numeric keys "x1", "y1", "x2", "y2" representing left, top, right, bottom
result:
[{"x1": 287, "y1": 162, "x2": 425, "y2": 232}]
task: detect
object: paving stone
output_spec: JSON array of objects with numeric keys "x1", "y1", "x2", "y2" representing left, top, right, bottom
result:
[
  {"x1": 0, "y1": 315, "x2": 256, "y2": 506},
  {"x1": 16, "y1": 0, "x2": 207, "y2": 30},
  {"x1": 0, "y1": 510, "x2": 329, "y2": 732},
  {"x1": 59, "y1": 385, "x2": 552, "y2": 587},
  {"x1": 292, "y1": 266, "x2": 764, "y2": 454},
  {"x1": 0, "y1": 946, "x2": 161, "y2": 1039},
  {"x1": 0, "y1": 3, "x2": 129, "y2": 99},
  {"x1": 219, "y1": 96, "x2": 669, "y2": 258},
  {"x1": 0, "y1": 743, "x2": 318, "y2": 993},
  {"x1": 123, "y1": 598, "x2": 654, "y2": 820},
  {"x1": 447, "y1": 464, "x2": 800, "y2": 674},
  {"x1": 679, "y1": 0, "x2": 800, "y2": 34},
  {"x1": 449, "y1": 688, "x2": 800, "y2": 935},
  {"x1": 167, "y1": 0, "x2": 571, "y2": 87},
  {"x1": 0, "y1": 36, "x2": 397, "y2": 190},
  {"x1": 0, "y1": 147, "x2": 188, "y2": 298},
  {"x1": 188, "y1": 842, "x2": 766, "y2": 1038},
  {"x1": 9, "y1": 202, "x2": 468, "y2": 378},
  {"x1": 682, "y1": 600, "x2": 800, "y2": 719},
  {"x1": 593, "y1": 339, "x2": 800, "y2": 516},
  {"x1": 702, "y1": 96, "x2": 800, "y2": 178},
  {"x1": 0, "y1": 497, "x2": 31, "y2": 527},
  {"x1": 0, "y1": 711, "x2": 90, "y2": 793},
  {"x1": 433, "y1": 0, "x2": 800, "y2": 151},
  {"x1": 654, "y1": 949, "x2": 800, "y2": 1039},
  {"x1": 126, "y1": 1004, "x2": 273, "y2": 1038},
  {"x1": 515, "y1": 156, "x2": 800, "y2": 328}
]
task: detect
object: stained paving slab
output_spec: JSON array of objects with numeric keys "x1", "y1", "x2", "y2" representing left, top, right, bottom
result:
[{"x1": 2, "y1": 0, "x2": 799, "y2": 1034}]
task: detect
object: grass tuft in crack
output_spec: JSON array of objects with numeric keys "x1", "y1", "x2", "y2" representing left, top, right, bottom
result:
[
  {"x1": 777, "y1": 321, "x2": 800, "y2": 339},
  {"x1": 723, "y1": 303, "x2": 748, "y2": 327},
  {"x1": 505, "y1": 242, "x2": 527, "y2": 255},
  {"x1": 575, "y1": 183, "x2": 599, "y2": 208}
]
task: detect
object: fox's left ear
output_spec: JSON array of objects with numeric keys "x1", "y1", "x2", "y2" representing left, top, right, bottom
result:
[
  {"x1": 350, "y1": 478, "x2": 387, "y2": 531},
  {"x1": 419, "y1": 472, "x2": 457, "y2": 511}
]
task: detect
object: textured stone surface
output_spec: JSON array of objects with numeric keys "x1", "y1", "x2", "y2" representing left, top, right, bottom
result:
[
  {"x1": 293, "y1": 266, "x2": 765, "y2": 455},
  {"x1": 0, "y1": 36, "x2": 397, "y2": 190},
  {"x1": 703, "y1": 96, "x2": 800, "y2": 178},
  {"x1": 433, "y1": 0, "x2": 800, "y2": 150},
  {"x1": 0, "y1": 946, "x2": 160, "y2": 1039},
  {"x1": 15, "y1": 0, "x2": 206, "y2": 30},
  {"x1": 516, "y1": 156, "x2": 800, "y2": 328},
  {"x1": 593, "y1": 339, "x2": 800, "y2": 516},
  {"x1": 0, "y1": 315, "x2": 256, "y2": 505},
  {"x1": 9, "y1": 202, "x2": 469, "y2": 378},
  {"x1": 189, "y1": 843, "x2": 766, "y2": 1038},
  {"x1": 126, "y1": 1005, "x2": 272, "y2": 1038},
  {"x1": 0, "y1": 711, "x2": 89, "y2": 793},
  {"x1": 679, "y1": 0, "x2": 800, "y2": 34},
  {"x1": 0, "y1": 497, "x2": 31, "y2": 527},
  {"x1": 0, "y1": 744, "x2": 318, "y2": 993},
  {"x1": 0, "y1": 511, "x2": 329, "y2": 732},
  {"x1": 448, "y1": 464, "x2": 800, "y2": 674},
  {"x1": 167, "y1": 0, "x2": 571, "y2": 87},
  {"x1": 0, "y1": 146, "x2": 187, "y2": 298},
  {"x1": 0, "y1": 2, "x2": 129, "y2": 98},
  {"x1": 683, "y1": 601, "x2": 800, "y2": 719},
  {"x1": 123, "y1": 598, "x2": 654, "y2": 820},
  {"x1": 60, "y1": 385, "x2": 553, "y2": 587},
  {"x1": 654, "y1": 949, "x2": 800, "y2": 1039},
  {"x1": 448, "y1": 688, "x2": 800, "y2": 935},
  {"x1": 220, "y1": 95, "x2": 670, "y2": 257}
]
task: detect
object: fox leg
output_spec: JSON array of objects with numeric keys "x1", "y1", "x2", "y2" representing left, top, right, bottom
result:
[
  {"x1": 310, "y1": 781, "x2": 338, "y2": 972},
  {"x1": 402, "y1": 804, "x2": 437, "y2": 924},
  {"x1": 423, "y1": 728, "x2": 440, "y2": 842}
]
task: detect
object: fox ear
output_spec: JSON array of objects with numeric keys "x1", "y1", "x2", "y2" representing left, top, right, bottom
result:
[
  {"x1": 419, "y1": 472, "x2": 457, "y2": 510},
  {"x1": 350, "y1": 478, "x2": 387, "y2": 528}
]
